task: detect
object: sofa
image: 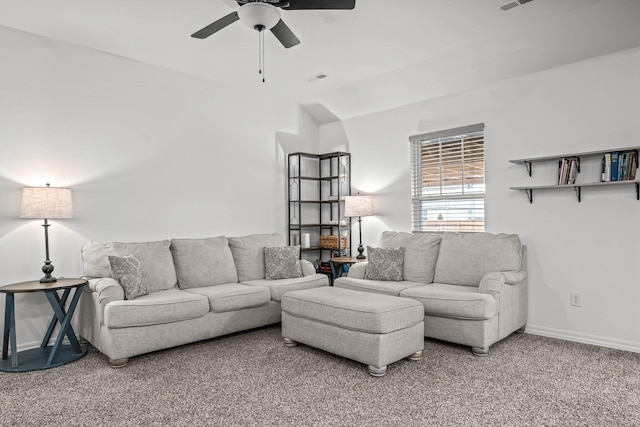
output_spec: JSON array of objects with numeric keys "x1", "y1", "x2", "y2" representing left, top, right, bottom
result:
[
  {"x1": 334, "y1": 231, "x2": 528, "y2": 356},
  {"x1": 77, "y1": 233, "x2": 328, "y2": 367}
]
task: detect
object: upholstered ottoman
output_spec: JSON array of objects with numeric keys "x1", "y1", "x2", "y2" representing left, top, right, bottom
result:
[{"x1": 281, "y1": 287, "x2": 424, "y2": 377}]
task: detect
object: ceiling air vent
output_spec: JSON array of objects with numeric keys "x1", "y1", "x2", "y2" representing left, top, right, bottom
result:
[
  {"x1": 500, "y1": 1, "x2": 519, "y2": 11},
  {"x1": 306, "y1": 73, "x2": 328, "y2": 83},
  {"x1": 500, "y1": 0, "x2": 534, "y2": 11}
]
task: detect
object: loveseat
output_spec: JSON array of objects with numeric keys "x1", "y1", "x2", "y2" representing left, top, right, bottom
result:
[
  {"x1": 77, "y1": 233, "x2": 328, "y2": 367},
  {"x1": 334, "y1": 231, "x2": 528, "y2": 356}
]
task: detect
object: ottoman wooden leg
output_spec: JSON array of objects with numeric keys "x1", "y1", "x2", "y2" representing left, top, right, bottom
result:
[
  {"x1": 407, "y1": 350, "x2": 423, "y2": 361},
  {"x1": 283, "y1": 337, "x2": 298, "y2": 347},
  {"x1": 368, "y1": 365, "x2": 387, "y2": 377}
]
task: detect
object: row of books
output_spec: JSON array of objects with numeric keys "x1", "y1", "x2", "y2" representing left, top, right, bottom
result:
[
  {"x1": 318, "y1": 261, "x2": 332, "y2": 272},
  {"x1": 558, "y1": 157, "x2": 579, "y2": 185},
  {"x1": 601, "y1": 151, "x2": 638, "y2": 182}
]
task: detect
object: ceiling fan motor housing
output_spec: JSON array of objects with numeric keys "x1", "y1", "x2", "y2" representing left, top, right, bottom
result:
[{"x1": 238, "y1": 3, "x2": 281, "y2": 30}]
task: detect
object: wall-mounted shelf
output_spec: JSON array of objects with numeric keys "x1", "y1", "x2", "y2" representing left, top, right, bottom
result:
[
  {"x1": 510, "y1": 180, "x2": 639, "y2": 203},
  {"x1": 510, "y1": 147, "x2": 639, "y2": 203},
  {"x1": 509, "y1": 146, "x2": 639, "y2": 177}
]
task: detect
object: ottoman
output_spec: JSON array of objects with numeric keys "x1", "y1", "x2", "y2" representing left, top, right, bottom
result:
[{"x1": 281, "y1": 287, "x2": 424, "y2": 377}]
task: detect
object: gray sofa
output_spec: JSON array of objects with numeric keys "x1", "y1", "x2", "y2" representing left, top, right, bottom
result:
[
  {"x1": 334, "y1": 231, "x2": 528, "y2": 356},
  {"x1": 77, "y1": 233, "x2": 328, "y2": 367}
]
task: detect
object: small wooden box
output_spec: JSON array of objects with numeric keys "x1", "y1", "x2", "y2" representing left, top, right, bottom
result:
[{"x1": 320, "y1": 235, "x2": 348, "y2": 249}]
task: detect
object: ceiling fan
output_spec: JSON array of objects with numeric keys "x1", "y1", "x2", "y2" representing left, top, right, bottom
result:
[{"x1": 191, "y1": 0, "x2": 357, "y2": 48}]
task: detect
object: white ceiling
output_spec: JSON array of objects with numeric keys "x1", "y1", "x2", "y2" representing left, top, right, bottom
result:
[{"x1": 1, "y1": 0, "x2": 640, "y2": 121}]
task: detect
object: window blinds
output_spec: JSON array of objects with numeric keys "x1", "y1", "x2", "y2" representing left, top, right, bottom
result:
[{"x1": 410, "y1": 124, "x2": 485, "y2": 232}]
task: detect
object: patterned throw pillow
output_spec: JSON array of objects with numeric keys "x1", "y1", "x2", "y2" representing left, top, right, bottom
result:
[
  {"x1": 264, "y1": 246, "x2": 302, "y2": 280},
  {"x1": 364, "y1": 246, "x2": 404, "y2": 281},
  {"x1": 108, "y1": 255, "x2": 150, "y2": 300}
]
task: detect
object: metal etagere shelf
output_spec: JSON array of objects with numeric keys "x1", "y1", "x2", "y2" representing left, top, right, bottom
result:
[{"x1": 288, "y1": 152, "x2": 352, "y2": 270}]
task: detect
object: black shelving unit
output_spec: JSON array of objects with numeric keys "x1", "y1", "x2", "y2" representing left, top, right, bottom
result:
[{"x1": 288, "y1": 152, "x2": 352, "y2": 272}]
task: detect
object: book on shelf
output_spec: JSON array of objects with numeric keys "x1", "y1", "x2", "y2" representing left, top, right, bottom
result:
[
  {"x1": 557, "y1": 157, "x2": 578, "y2": 185},
  {"x1": 602, "y1": 153, "x2": 611, "y2": 182},
  {"x1": 319, "y1": 261, "x2": 332, "y2": 272},
  {"x1": 610, "y1": 151, "x2": 619, "y2": 181}
]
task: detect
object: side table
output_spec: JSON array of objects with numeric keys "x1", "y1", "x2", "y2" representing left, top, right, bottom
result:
[
  {"x1": 1, "y1": 278, "x2": 88, "y2": 372},
  {"x1": 329, "y1": 257, "x2": 366, "y2": 283}
]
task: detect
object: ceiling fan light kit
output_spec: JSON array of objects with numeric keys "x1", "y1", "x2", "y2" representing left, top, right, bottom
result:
[{"x1": 237, "y1": 3, "x2": 281, "y2": 30}]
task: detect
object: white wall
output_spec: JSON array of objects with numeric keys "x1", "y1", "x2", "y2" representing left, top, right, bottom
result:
[
  {"x1": 319, "y1": 47, "x2": 640, "y2": 352},
  {"x1": 0, "y1": 26, "x2": 316, "y2": 350}
]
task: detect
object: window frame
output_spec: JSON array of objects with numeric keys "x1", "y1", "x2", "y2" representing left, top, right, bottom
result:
[{"x1": 410, "y1": 123, "x2": 485, "y2": 232}]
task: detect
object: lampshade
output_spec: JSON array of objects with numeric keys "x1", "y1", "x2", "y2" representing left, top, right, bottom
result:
[
  {"x1": 237, "y1": 2, "x2": 281, "y2": 30},
  {"x1": 344, "y1": 195, "x2": 374, "y2": 217},
  {"x1": 20, "y1": 184, "x2": 73, "y2": 219}
]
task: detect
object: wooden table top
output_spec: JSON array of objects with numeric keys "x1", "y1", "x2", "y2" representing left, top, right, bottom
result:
[
  {"x1": 0, "y1": 278, "x2": 88, "y2": 294},
  {"x1": 330, "y1": 257, "x2": 366, "y2": 264}
]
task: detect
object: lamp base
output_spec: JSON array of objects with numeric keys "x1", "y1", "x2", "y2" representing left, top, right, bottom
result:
[
  {"x1": 356, "y1": 244, "x2": 366, "y2": 259},
  {"x1": 40, "y1": 260, "x2": 57, "y2": 283}
]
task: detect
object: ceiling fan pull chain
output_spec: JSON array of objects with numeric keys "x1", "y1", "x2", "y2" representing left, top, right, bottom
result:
[
  {"x1": 262, "y1": 29, "x2": 266, "y2": 83},
  {"x1": 257, "y1": 27, "x2": 266, "y2": 83},
  {"x1": 258, "y1": 28, "x2": 262, "y2": 77}
]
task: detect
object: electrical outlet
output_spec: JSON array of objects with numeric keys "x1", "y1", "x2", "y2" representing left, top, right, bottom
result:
[{"x1": 570, "y1": 292, "x2": 582, "y2": 307}]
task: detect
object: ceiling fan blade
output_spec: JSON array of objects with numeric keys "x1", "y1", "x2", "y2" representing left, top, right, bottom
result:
[
  {"x1": 270, "y1": 19, "x2": 301, "y2": 48},
  {"x1": 191, "y1": 12, "x2": 239, "y2": 39},
  {"x1": 282, "y1": 0, "x2": 355, "y2": 10}
]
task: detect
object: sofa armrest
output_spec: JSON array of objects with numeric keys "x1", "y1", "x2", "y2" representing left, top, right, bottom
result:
[
  {"x1": 346, "y1": 262, "x2": 367, "y2": 279},
  {"x1": 299, "y1": 259, "x2": 317, "y2": 276},
  {"x1": 86, "y1": 277, "x2": 125, "y2": 305},
  {"x1": 479, "y1": 270, "x2": 528, "y2": 295}
]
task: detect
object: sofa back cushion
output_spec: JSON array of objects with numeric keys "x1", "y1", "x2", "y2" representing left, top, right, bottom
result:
[
  {"x1": 433, "y1": 232, "x2": 522, "y2": 286},
  {"x1": 170, "y1": 237, "x2": 238, "y2": 289},
  {"x1": 228, "y1": 233, "x2": 286, "y2": 282},
  {"x1": 82, "y1": 240, "x2": 177, "y2": 292},
  {"x1": 379, "y1": 231, "x2": 441, "y2": 283}
]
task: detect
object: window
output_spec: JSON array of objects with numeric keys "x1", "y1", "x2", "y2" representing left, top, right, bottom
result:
[{"x1": 410, "y1": 123, "x2": 485, "y2": 232}]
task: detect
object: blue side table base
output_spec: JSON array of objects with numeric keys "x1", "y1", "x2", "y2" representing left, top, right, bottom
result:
[
  {"x1": 0, "y1": 278, "x2": 88, "y2": 372},
  {"x1": 0, "y1": 345, "x2": 87, "y2": 372}
]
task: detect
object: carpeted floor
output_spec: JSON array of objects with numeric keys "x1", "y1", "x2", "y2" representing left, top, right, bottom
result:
[{"x1": 1, "y1": 325, "x2": 638, "y2": 426}]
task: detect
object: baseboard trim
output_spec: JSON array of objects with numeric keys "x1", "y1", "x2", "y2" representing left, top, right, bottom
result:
[
  {"x1": 1, "y1": 337, "x2": 72, "y2": 356},
  {"x1": 525, "y1": 325, "x2": 640, "y2": 353}
]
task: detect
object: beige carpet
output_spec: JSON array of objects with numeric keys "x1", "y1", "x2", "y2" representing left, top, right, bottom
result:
[{"x1": 1, "y1": 325, "x2": 638, "y2": 426}]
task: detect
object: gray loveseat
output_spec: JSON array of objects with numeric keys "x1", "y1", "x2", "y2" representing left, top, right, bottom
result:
[
  {"x1": 334, "y1": 231, "x2": 528, "y2": 356},
  {"x1": 77, "y1": 233, "x2": 328, "y2": 367}
]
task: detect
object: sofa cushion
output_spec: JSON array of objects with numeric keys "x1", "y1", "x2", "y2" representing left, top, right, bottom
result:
[
  {"x1": 241, "y1": 274, "x2": 328, "y2": 301},
  {"x1": 184, "y1": 283, "x2": 270, "y2": 313},
  {"x1": 364, "y1": 246, "x2": 404, "y2": 281},
  {"x1": 433, "y1": 232, "x2": 522, "y2": 287},
  {"x1": 103, "y1": 289, "x2": 209, "y2": 328},
  {"x1": 82, "y1": 240, "x2": 177, "y2": 292},
  {"x1": 281, "y1": 287, "x2": 424, "y2": 334},
  {"x1": 108, "y1": 255, "x2": 149, "y2": 300},
  {"x1": 228, "y1": 233, "x2": 286, "y2": 282},
  {"x1": 170, "y1": 237, "x2": 238, "y2": 289},
  {"x1": 264, "y1": 246, "x2": 302, "y2": 280},
  {"x1": 400, "y1": 283, "x2": 497, "y2": 320},
  {"x1": 334, "y1": 277, "x2": 426, "y2": 297},
  {"x1": 379, "y1": 231, "x2": 441, "y2": 283}
]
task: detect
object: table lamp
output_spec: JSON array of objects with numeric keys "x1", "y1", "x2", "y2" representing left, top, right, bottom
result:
[
  {"x1": 344, "y1": 194, "x2": 374, "y2": 259},
  {"x1": 20, "y1": 183, "x2": 73, "y2": 283}
]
